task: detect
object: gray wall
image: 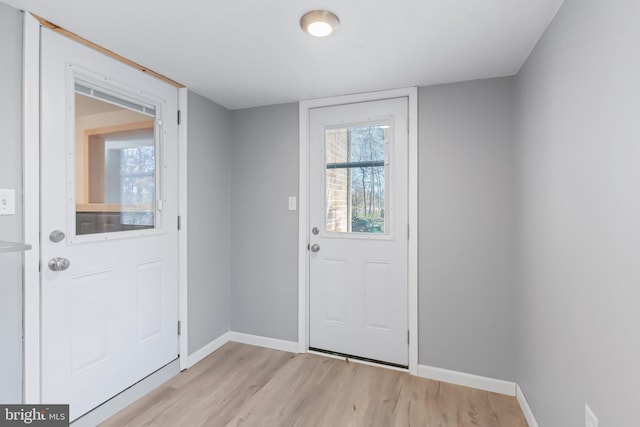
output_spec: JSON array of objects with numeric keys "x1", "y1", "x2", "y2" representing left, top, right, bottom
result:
[
  {"x1": 229, "y1": 103, "x2": 299, "y2": 342},
  {"x1": 515, "y1": 0, "x2": 640, "y2": 425},
  {"x1": 226, "y1": 84, "x2": 518, "y2": 378},
  {"x1": 0, "y1": 2, "x2": 23, "y2": 404},
  {"x1": 187, "y1": 91, "x2": 232, "y2": 354},
  {"x1": 418, "y1": 79, "x2": 517, "y2": 380}
]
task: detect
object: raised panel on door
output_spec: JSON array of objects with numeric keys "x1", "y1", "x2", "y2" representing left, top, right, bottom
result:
[{"x1": 321, "y1": 257, "x2": 348, "y2": 324}]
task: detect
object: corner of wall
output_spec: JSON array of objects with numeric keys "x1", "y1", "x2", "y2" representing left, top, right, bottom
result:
[{"x1": 516, "y1": 384, "x2": 539, "y2": 427}]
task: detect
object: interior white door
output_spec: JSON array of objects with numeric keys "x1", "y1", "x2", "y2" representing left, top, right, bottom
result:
[
  {"x1": 309, "y1": 98, "x2": 409, "y2": 367},
  {"x1": 40, "y1": 28, "x2": 179, "y2": 420}
]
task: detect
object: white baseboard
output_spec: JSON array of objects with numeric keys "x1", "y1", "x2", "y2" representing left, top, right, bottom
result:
[
  {"x1": 417, "y1": 364, "x2": 517, "y2": 396},
  {"x1": 185, "y1": 332, "x2": 231, "y2": 369},
  {"x1": 228, "y1": 331, "x2": 299, "y2": 353},
  {"x1": 184, "y1": 331, "x2": 298, "y2": 370},
  {"x1": 516, "y1": 384, "x2": 539, "y2": 427}
]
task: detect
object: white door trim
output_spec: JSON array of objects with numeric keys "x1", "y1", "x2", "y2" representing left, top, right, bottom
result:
[
  {"x1": 298, "y1": 87, "x2": 418, "y2": 375},
  {"x1": 177, "y1": 88, "x2": 189, "y2": 371},
  {"x1": 22, "y1": 13, "x2": 189, "y2": 402},
  {"x1": 23, "y1": 12, "x2": 42, "y2": 403}
]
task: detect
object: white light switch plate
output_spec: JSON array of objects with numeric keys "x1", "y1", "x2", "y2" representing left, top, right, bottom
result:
[
  {"x1": 288, "y1": 196, "x2": 297, "y2": 211},
  {"x1": 0, "y1": 189, "x2": 15, "y2": 215},
  {"x1": 586, "y1": 405, "x2": 598, "y2": 427}
]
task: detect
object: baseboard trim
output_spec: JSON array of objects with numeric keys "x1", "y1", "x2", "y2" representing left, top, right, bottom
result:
[
  {"x1": 516, "y1": 384, "x2": 539, "y2": 427},
  {"x1": 185, "y1": 331, "x2": 299, "y2": 369},
  {"x1": 228, "y1": 331, "x2": 299, "y2": 353},
  {"x1": 185, "y1": 332, "x2": 231, "y2": 369},
  {"x1": 417, "y1": 364, "x2": 517, "y2": 396}
]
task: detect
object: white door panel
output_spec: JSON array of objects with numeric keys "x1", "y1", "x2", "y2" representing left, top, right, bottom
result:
[
  {"x1": 40, "y1": 28, "x2": 178, "y2": 420},
  {"x1": 309, "y1": 98, "x2": 408, "y2": 367}
]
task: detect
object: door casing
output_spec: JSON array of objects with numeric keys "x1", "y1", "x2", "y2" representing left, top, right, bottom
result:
[
  {"x1": 22, "y1": 13, "x2": 189, "y2": 403},
  {"x1": 298, "y1": 87, "x2": 419, "y2": 374}
]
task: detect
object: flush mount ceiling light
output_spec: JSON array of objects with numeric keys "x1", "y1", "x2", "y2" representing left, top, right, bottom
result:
[{"x1": 300, "y1": 10, "x2": 340, "y2": 37}]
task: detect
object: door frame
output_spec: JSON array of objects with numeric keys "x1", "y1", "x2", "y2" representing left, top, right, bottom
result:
[
  {"x1": 298, "y1": 87, "x2": 418, "y2": 375},
  {"x1": 22, "y1": 13, "x2": 189, "y2": 402}
]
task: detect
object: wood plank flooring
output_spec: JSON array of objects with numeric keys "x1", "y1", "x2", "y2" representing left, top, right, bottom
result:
[{"x1": 101, "y1": 342, "x2": 528, "y2": 427}]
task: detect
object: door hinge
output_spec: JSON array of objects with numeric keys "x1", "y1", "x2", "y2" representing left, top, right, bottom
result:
[
  {"x1": 407, "y1": 224, "x2": 410, "y2": 239},
  {"x1": 178, "y1": 216, "x2": 181, "y2": 230},
  {"x1": 407, "y1": 117, "x2": 410, "y2": 134},
  {"x1": 177, "y1": 110, "x2": 181, "y2": 125},
  {"x1": 178, "y1": 320, "x2": 181, "y2": 336},
  {"x1": 408, "y1": 330, "x2": 410, "y2": 345}
]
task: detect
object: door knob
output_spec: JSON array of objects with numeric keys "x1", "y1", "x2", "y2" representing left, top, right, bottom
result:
[
  {"x1": 310, "y1": 244, "x2": 320, "y2": 253},
  {"x1": 48, "y1": 257, "x2": 71, "y2": 271}
]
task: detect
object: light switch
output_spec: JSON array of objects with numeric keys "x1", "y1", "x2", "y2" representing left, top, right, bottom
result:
[
  {"x1": 288, "y1": 196, "x2": 297, "y2": 211},
  {"x1": 0, "y1": 189, "x2": 15, "y2": 215}
]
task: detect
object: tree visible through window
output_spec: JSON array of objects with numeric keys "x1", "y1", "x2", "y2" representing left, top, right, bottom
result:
[
  {"x1": 104, "y1": 136, "x2": 155, "y2": 226},
  {"x1": 119, "y1": 146, "x2": 154, "y2": 204},
  {"x1": 325, "y1": 124, "x2": 387, "y2": 233}
]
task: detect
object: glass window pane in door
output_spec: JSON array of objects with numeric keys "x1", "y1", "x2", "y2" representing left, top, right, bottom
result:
[
  {"x1": 325, "y1": 124, "x2": 388, "y2": 234},
  {"x1": 75, "y1": 84, "x2": 157, "y2": 236}
]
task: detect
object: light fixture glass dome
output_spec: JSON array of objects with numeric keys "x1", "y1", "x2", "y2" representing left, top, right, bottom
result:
[{"x1": 300, "y1": 10, "x2": 340, "y2": 37}]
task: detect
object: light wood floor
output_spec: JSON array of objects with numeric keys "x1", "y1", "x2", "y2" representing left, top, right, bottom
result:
[{"x1": 101, "y1": 342, "x2": 528, "y2": 427}]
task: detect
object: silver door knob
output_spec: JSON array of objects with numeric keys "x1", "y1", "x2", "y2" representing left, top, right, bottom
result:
[
  {"x1": 310, "y1": 244, "x2": 320, "y2": 253},
  {"x1": 48, "y1": 257, "x2": 71, "y2": 271}
]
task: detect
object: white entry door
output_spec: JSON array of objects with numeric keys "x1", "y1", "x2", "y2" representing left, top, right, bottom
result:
[
  {"x1": 309, "y1": 98, "x2": 409, "y2": 367},
  {"x1": 40, "y1": 28, "x2": 179, "y2": 420}
]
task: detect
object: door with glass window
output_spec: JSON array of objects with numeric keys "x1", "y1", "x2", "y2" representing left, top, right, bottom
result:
[
  {"x1": 309, "y1": 98, "x2": 409, "y2": 367},
  {"x1": 40, "y1": 28, "x2": 179, "y2": 420}
]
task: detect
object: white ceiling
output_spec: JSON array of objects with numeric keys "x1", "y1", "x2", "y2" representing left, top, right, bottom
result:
[{"x1": 4, "y1": 0, "x2": 564, "y2": 110}]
